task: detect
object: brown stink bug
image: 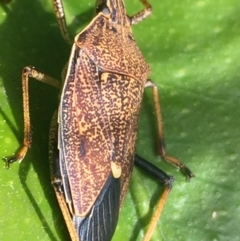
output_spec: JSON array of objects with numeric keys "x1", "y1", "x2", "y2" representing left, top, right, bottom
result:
[{"x1": 4, "y1": 0, "x2": 194, "y2": 240}]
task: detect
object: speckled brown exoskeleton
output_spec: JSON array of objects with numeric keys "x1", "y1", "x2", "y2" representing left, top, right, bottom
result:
[{"x1": 4, "y1": 0, "x2": 194, "y2": 240}]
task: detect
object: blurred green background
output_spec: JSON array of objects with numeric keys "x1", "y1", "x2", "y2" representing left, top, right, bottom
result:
[{"x1": 0, "y1": 0, "x2": 240, "y2": 241}]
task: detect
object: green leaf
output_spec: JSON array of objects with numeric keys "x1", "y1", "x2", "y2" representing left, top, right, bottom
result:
[{"x1": 0, "y1": 0, "x2": 240, "y2": 241}]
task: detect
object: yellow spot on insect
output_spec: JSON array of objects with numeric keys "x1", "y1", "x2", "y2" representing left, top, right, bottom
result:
[
  {"x1": 111, "y1": 162, "x2": 122, "y2": 178},
  {"x1": 101, "y1": 72, "x2": 109, "y2": 83}
]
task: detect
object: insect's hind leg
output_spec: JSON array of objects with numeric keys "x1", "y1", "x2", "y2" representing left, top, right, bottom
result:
[
  {"x1": 134, "y1": 154, "x2": 173, "y2": 241},
  {"x1": 144, "y1": 80, "x2": 195, "y2": 180},
  {"x1": 3, "y1": 66, "x2": 60, "y2": 168}
]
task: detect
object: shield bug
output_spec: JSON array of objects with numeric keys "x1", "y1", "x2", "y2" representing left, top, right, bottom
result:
[{"x1": 4, "y1": 0, "x2": 194, "y2": 240}]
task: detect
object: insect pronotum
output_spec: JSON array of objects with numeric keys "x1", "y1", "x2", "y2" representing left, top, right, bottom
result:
[{"x1": 4, "y1": 0, "x2": 194, "y2": 240}]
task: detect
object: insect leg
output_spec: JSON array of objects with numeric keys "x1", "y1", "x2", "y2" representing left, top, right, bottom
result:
[
  {"x1": 49, "y1": 111, "x2": 79, "y2": 241},
  {"x1": 134, "y1": 154, "x2": 173, "y2": 241},
  {"x1": 52, "y1": 0, "x2": 72, "y2": 44},
  {"x1": 144, "y1": 80, "x2": 195, "y2": 180},
  {"x1": 129, "y1": 0, "x2": 152, "y2": 25},
  {"x1": 3, "y1": 66, "x2": 60, "y2": 168}
]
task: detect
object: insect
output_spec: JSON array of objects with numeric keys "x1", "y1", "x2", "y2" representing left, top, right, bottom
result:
[{"x1": 4, "y1": 0, "x2": 194, "y2": 240}]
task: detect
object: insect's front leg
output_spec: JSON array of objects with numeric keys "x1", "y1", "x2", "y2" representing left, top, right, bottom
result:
[
  {"x1": 129, "y1": 0, "x2": 152, "y2": 25},
  {"x1": 52, "y1": 0, "x2": 72, "y2": 44},
  {"x1": 3, "y1": 66, "x2": 60, "y2": 168},
  {"x1": 144, "y1": 80, "x2": 195, "y2": 180}
]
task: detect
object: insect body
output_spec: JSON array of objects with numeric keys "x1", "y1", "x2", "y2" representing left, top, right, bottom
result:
[{"x1": 4, "y1": 0, "x2": 194, "y2": 240}]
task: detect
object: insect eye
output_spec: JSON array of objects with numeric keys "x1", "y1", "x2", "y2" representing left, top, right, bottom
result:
[
  {"x1": 111, "y1": 9, "x2": 117, "y2": 23},
  {"x1": 112, "y1": 15, "x2": 117, "y2": 22}
]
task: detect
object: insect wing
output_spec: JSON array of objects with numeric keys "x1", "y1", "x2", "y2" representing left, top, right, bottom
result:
[
  {"x1": 73, "y1": 173, "x2": 120, "y2": 240},
  {"x1": 59, "y1": 46, "x2": 113, "y2": 217},
  {"x1": 99, "y1": 72, "x2": 145, "y2": 203}
]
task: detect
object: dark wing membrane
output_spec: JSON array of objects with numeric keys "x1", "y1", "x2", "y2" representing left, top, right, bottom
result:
[
  {"x1": 58, "y1": 45, "x2": 114, "y2": 217},
  {"x1": 73, "y1": 174, "x2": 120, "y2": 241}
]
